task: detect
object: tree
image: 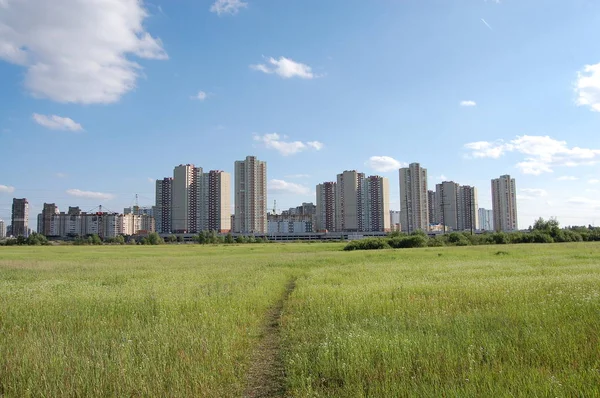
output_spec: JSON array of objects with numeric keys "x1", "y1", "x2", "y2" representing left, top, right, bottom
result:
[
  {"x1": 224, "y1": 232, "x2": 234, "y2": 244},
  {"x1": 147, "y1": 232, "x2": 164, "y2": 245}
]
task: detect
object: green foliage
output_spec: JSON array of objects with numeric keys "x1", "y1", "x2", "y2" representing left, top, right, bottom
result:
[
  {"x1": 224, "y1": 232, "x2": 234, "y2": 244},
  {"x1": 146, "y1": 232, "x2": 164, "y2": 245},
  {"x1": 344, "y1": 238, "x2": 390, "y2": 251}
]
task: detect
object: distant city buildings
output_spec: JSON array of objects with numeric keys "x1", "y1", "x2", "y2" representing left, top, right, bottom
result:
[
  {"x1": 389, "y1": 210, "x2": 401, "y2": 232},
  {"x1": 234, "y1": 156, "x2": 267, "y2": 234},
  {"x1": 38, "y1": 203, "x2": 59, "y2": 236},
  {"x1": 267, "y1": 203, "x2": 316, "y2": 234},
  {"x1": 432, "y1": 182, "x2": 478, "y2": 232},
  {"x1": 316, "y1": 170, "x2": 390, "y2": 233},
  {"x1": 155, "y1": 165, "x2": 232, "y2": 234},
  {"x1": 399, "y1": 163, "x2": 429, "y2": 233},
  {"x1": 11, "y1": 198, "x2": 29, "y2": 237},
  {"x1": 0, "y1": 219, "x2": 6, "y2": 238},
  {"x1": 478, "y1": 208, "x2": 494, "y2": 231},
  {"x1": 491, "y1": 175, "x2": 518, "y2": 232}
]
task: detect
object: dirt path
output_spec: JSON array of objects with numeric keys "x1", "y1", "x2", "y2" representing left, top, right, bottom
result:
[{"x1": 243, "y1": 277, "x2": 297, "y2": 398}]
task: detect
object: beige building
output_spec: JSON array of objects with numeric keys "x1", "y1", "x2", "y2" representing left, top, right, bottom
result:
[
  {"x1": 234, "y1": 156, "x2": 267, "y2": 234},
  {"x1": 492, "y1": 175, "x2": 518, "y2": 232},
  {"x1": 0, "y1": 219, "x2": 5, "y2": 239},
  {"x1": 316, "y1": 182, "x2": 336, "y2": 232},
  {"x1": 335, "y1": 170, "x2": 365, "y2": 232},
  {"x1": 399, "y1": 163, "x2": 429, "y2": 233},
  {"x1": 199, "y1": 170, "x2": 231, "y2": 233}
]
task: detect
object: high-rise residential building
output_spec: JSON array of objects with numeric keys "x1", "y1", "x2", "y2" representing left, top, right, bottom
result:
[
  {"x1": 155, "y1": 177, "x2": 173, "y2": 233},
  {"x1": 11, "y1": 198, "x2": 29, "y2": 237},
  {"x1": 335, "y1": 170, "x2": 366, "y2": 232},
  {"x1": 390, "y1": 210, "x2": 401, "y2": 232},
  {"x1": 39, "y1": 203, "x2": 59, "y2": 236},
  {"x1": 0, "y1": 219, "x2": 6, "y2": 238},
  {"x1": 435, "y1": 181, "x2": 459, "y2": 230},
  {"x1": 365, "y1": 175, "x2": 391, "y2": 232},
  {"x1": 199, "y1": 170, "x2": 231, "y2": 233},
  {"x1": 457, "y1": 185, "x2": 478, "y2": 232},
  {"x1": 427, "y1": 190, "x2": 436, "y2": 225},
  {"x1": 172, "y1": 164, "x2": 201, "y2": 233},
  {"x1": 234, "y1": 156, "x2": 267, "y2": 234},
  {"x1": 478, "y1": 208, "x2": 494, "y2": 231},
  {"x1": 399, "y1": 163, "x2": 429, "y2": 233},
  {"x1": 491, "y1": 175, "x2": 518, "y2": 232},
  {"x1": 316, "y1": 182, "x2": 336, "y2": 232}
]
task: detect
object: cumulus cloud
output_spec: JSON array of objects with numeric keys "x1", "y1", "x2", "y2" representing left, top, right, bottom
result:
[
  {"x1": 253, "y1": 133, "x2": 324, "y2": 156},
  {"x1": 210, "y1": 0, "x2": 247, "y2": 15},
  {"x1": 0, "y1": 185, "x2": 15, "y2": 193},
  {"x1": 55, "y1": 172, "x2": 67, "y2": 178},
  {"x1": 66, "y1": 189, "x2": 115, "y2": 200},
  {"x1": 589, "y1": 179, "x2": 600, "y2": 184},
  {"x1": 366, "y1": 156, "x2": 407, "y2": 172},
  {"x1": 191, "y1": 91, "x2": 208, "y2": 101},
  {"x1": 0, "y1": 0, "x2": 167, "y2": 104},
  {"x1": 576, "y1": 62, "x2": 600, "y2": 112},
  {"x1": 32, "y1": 113, "x2": 83, "y2": 131},
  {"x1": 250, "y1": 56, "x2": 317, "y2": 79},
  {"x1": 557, "y1": 176, "x2": 578, "y2": 181},
  {"x1": 268, "y1": 179, "x2": 310, "y2": 195},
  {"x1": 520, "y1": 188, "x2": 548, "y2": 197},
  {"x1": 464, "y1": 135, "x2": 600, "y2": 175},
  {"x1": 460, "y1": 100, "x2": 477, "y2": 107}
]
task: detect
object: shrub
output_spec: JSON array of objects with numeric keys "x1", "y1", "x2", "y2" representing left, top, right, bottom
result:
[{"x1": 344, "y1": 238, "x2": 390, "y2": 251}]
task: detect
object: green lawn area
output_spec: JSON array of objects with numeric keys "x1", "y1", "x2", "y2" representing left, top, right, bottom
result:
[{"x1": 1, "y1": 243, "x2": 599, "y2": 397}]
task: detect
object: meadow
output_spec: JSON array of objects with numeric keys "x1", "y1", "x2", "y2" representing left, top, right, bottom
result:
[{"x1": 1, "y1": 243, "x2": 599, "y2": 397}]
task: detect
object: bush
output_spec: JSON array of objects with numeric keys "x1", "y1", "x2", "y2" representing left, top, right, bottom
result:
[
  {"x1": 344, "y1": 238, "x2": 390, "y2": 251},
  {"x1": 387, "y1": 235, "x2": 428, "y2": 249}
]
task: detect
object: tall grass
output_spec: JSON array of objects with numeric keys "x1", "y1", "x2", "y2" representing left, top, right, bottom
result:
[{"x1": 282, "y1": 244, "x2": 600, "y2": 396}]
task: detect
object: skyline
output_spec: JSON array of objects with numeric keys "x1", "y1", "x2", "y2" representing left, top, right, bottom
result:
[{"x1": 2, "y1": 0, "x2": 600, "y2": 228}]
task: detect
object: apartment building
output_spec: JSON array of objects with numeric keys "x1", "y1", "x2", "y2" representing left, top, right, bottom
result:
[
  {"x1": 0, "y1": 219, "x2": 5, "y2": 239},
  {"x1": 365, "y1": 175, "x2": 391, "y2": 232},
  {"x1": 11, "y1": 198, "x2": 29, "y2": 237},
  {"x1": 399, "y1": 163, "x2": 429, "y2": 233},
  {"x1": 478, "y1": 208, "x2": 494, "y2": 231},
  {"x1": 457, "y1": 185, "x2": 478, "y2": 232},
  {"x1": 427, "y1": 190, "x2": 436, "y2": 225},
  {"x1": 316, "y1": 182, "x2": 336, "y2": 232},
  {"x1": 435, "y1": 181, "x2": 459, "y2": 230},
  {"x1": 155, "y1": 177, "x2": 173, "y2": 234},
  {"x1": 234, "y1": 156, "x2": 267, "y2": 234},
  {"x1": 492, "y1": 175, "x2": 518, "y2": 232},
  {"x1": 38, "y1": 203, "x2": 59, "y2": 236},
  {"x1": 335, "y1": 170, "x2": 365, "y2": 232},
  {"x1": 199, "y1": 170, "x2": 231, "y2": 233},
  {"x1": 172, "y1": 164, "x2": 200, "y2": 233}
]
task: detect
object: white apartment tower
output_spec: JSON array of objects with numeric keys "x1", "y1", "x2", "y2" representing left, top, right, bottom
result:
[
  {"x1": 199, "y1": 170, "x2": 231, "y2": 233},
  {"x1": 491, "y1": 175, "x2": 518, "y2": 232},
  {"x1": 0, "y1": 219, "x2": 5, "y2": 239},
  {"x1": 155, "y1": 177, "x2": 173, "y2": 233},
  {"x1": 399, "y1": 163, "x2": 429, "y2": 233},
  {"x1": 335, "y1": 170, "x2": 366, "y2": 232},
  {"x1": 316, "y1": 182, "x2": 336, "y2": 232},
  {"x1": 234, "y1": 156, "x2": 267, "y2": 234},
  {"x1": 478, "y1": 208, "x2": 494, "y2": 231},
  {"x1": 435, "y1": 181, "x2": 459, "y2": 230}
]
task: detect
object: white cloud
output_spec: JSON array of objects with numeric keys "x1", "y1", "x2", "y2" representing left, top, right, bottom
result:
[
  {"x1": 285, "y1": 174, "x2": 310, "y2": 179},
  {"x1": 460, "y1": 100, "x2": 477, "y2": 107},
  {"x1": 253, "y1": 133, "x2": 324, "y2": 156},
  {"x1": 366, "y1": 156, "x2": 407, "y2": 172},
  {"x1": 464, "y1": 135, "x2": 600, "y2": 175},
  {"x1": 32, "y1": 113, "x2": 83, "y2": 131},
  {"x1": 210, "y1": 0, "x2": 247, "y2": 15},
  {"x1": 567, "y1": 197, "x2": 600, "y2": 207},
  {"x1": 481, "y1": 18, "x2": 493, "y2": 30},
  {"x1": 576, "y1": 62, "x2": 600, "y2": 112},
  {"x1": 250, "y1": 56, "x2": 316, "y2": 79},
  {"x1": 0, "y1": 0, "x2": 167, "y2": 104},
  {"x1": 191, "y1": 91, "x2": 208, "y2": 101},
  {"x1": 0, "y1": 185, "x2": 15, "y2": 193},
  {"x1": 268, "y1": 179, "x2": 310, "y2": 195},
  {"x1": 520, "y1": 188, "x2": 548, "y2": 197},
  {"x1": 557, "y1": 176, "x2": 578, "y2": 181},
  {"x1": 589, "y1": 179, "x2": 600, "y2": 184},
  {"x1": 147, "y1": 177, "x2": 155, "y2": 183},
  {"x1": 55, "y1": 172, "x2": 67, "y2": 178},
  {"x1": 66, "y1": 189, "x2": 115, "y2": 200}
]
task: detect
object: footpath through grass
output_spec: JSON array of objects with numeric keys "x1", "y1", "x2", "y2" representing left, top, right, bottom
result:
[{"x1": 1, "y1": 242, "x2": 600, "y2": 397}]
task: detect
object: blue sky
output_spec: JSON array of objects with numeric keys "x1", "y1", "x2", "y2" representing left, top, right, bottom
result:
[{"x1": 1, "y1": 0, "x2": 600, "y2": 228}]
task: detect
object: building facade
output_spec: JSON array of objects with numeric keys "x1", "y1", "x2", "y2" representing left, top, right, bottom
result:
[
  {"x1": 365, "y1": 175, "x2": 391, "y2": 232},
  {"x1": 39, "y1": 203, "x2": 59, "y2": 236},
  {"x1": 11, "y1": 198, "x2": 29, "y2": 237},
  {"x1": 335, "y1": 170, "x2": 365, "y2": 232},
  {"x1": 478, "y1": 208, "x2": 494, "y2": 231},
  {"x1": 316, "y1": 182, "x2": 336, "y2": 232},
  {"x1": 457, "y1": 185, "x2": 479, "y2": 232},
  {"x1": 199, "y1": 170, "x2": 231, "y2": 233},
  {"x1": 172, "y1": 164, "x2": 200, "y2": 233},
  {"x1": 427, "y1": 190, "x2": 436, "y2": 225},
  {"x1": 155, "y1": 177, "x2": 173, "y2": 234},
  {"x1": 234, "y1": 156, "x2": 267, "y2": 233},
  {"x1": 491, "y1": 175, "x2": 518, "y2": 232},
  {"x1": 0, "y1": 219, "x2": 5, "y2": 239},
  {"x1": 435, "y1": 181, "x2": 459, "y2": 230},
  {"x1": 399, "y1": 163, "x2": 429, "y2": 233}
]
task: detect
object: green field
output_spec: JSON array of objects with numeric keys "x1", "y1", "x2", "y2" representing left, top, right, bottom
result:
[{"x1": 1, "y1": 243, "x2": 599, "y2": 397}]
